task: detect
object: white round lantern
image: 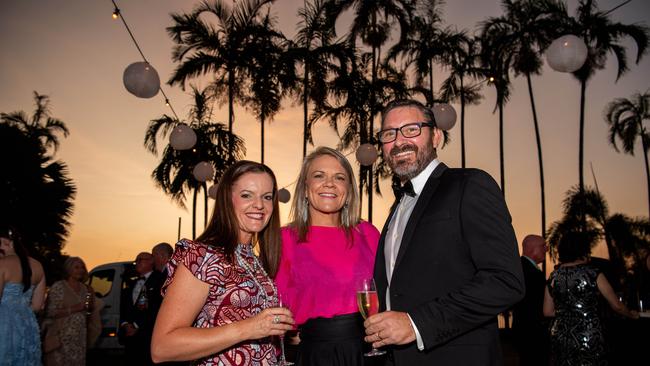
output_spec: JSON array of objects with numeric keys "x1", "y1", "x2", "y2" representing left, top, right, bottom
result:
[
  {"x1": 278, "y1": 188, "x2": 291, "y2": 203},
  {"x1": 192, "y1": 161, "x2": 215, "y2": 182},
  {"x1": 123, "y1": 61, "x2": 160, "y2": 98},
  {"x1": 546, "y1": 35, "x2": 588, "y2": 73},
  {"x1": 170, "y1": 123, "x2": 197, "y2": 150},
  {"x1": 208, "y1": 184, "x2": 218, "y2": 199},
  {"x1": 356, "y1": 143, "x2": 378, "y2": 166},
  {"x1": 432, "y1": 103, "x2": 457, "y2": 131}
]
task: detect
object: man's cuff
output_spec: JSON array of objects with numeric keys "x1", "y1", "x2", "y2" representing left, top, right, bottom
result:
[{"x1": 406, "y1": 313, "x2": 425, "y2": 351}]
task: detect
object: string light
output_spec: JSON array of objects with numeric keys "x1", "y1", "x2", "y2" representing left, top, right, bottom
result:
[{"x1": 109, "y1": 0, "x2": 179, "y2": 120}]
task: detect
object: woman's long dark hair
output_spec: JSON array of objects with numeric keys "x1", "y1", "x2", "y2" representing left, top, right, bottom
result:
[
  {"x1": 1, "y1": 226, "x2": 32, "y2": 292},
  {"x1": 196, "y1": 160, "x2": 282, "y2": 277}
]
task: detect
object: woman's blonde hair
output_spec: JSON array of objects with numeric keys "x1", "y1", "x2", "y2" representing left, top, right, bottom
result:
[
  {"x1": 289, "y1": 146, "x2": 360, "y2": 242},
  {"x1": 64, "y1": 256, "x2": 88, "y2": 282}
]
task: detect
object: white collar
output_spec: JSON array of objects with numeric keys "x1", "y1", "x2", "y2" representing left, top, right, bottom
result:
[{"x1": 409, "y1": 159, "x2": 440, "y2": 196}]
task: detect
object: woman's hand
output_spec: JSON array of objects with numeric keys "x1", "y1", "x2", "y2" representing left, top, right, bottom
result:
[{"x1": 243, "y1": 307, "x2": 294, "y2": 340}]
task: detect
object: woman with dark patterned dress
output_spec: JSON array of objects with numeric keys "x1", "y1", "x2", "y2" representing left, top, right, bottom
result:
[
  {"x1": 543, "y1": 232, "x2": 638, "y2": 366},
  {"x1": 152, "y1": 161, "x2": 294, "y2": 365}
]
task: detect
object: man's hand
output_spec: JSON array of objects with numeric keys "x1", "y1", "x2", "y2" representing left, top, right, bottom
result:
[{"x1": 363, "y1": 311, "x2": 416, "y2": 349}]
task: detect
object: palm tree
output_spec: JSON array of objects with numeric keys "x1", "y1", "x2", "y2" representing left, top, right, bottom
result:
[
  {"x1": 386, "y1": 0, "x2": 455, "y2": 104},
  {"x1": 1, "y1": 95, "x2": 76, "y2": 282},
  {"x1": 481, "y1": 0, "x2": 566, "y2": 245},
  {"x1": 244, "y1": 10, "x2": 293, "y2": 164},
  {"x1": 1, "y1": 91, "x2": 69, "y2": 156},
  {"x1": 480, "y1": 32, "x2": 512, "y2": 195},
  {"x1": 440, "y1": 35, "x2": 484, "y2": 168},
  {"x1": 567, "y1": 0, "x2": 649, "y2": 192},
  {"x1": 327, "y1": 0, "x2": 413, "y2": 222},
  {"x1": 604, "y1": 91, "x2": 650, "y2": 217},
  {"x1": 166, "y1": 0, "x2": 274, "y2": 160},
  {"x1": 547, "y1": 185, "x2": 650, "y2": 296},
  {"x1": 144, "y1": 86, "x2": 245, "y2": 239},
  {"x1": 289, "y1": 0, "x2": 350, "y2": 158}
]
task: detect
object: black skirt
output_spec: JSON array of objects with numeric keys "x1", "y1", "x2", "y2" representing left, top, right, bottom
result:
[{"x1": 296, "y1": 312, "x2": 375, "y2": 366}]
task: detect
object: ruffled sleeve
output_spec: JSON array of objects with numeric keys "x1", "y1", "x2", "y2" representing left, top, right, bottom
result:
[{"x1": 162, "y1": 239, "x2": 222, "y2": 295}]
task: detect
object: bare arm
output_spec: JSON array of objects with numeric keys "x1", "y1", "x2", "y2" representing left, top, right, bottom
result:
[
  {"x1": 151, "y1": 263, "x2": 294, "y2": 363},
  {"x1": 30, "y1": 258, "x2": 46, "y2": 312},
  {"x1": 596, "y1": 274, "x2": 638, "y2": 319},
  {"x1": 543, "y1": 284, "x2": 555, "y2": 317}
]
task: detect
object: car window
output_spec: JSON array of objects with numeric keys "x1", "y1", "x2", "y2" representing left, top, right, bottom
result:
[{"x1": 89, "y1": 269, "x2": 115, "y2": 298}]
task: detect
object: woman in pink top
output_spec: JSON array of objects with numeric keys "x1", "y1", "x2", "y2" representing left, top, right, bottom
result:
[{"x1": 275, "y1": 147, "x2": 380, "y2": 366}]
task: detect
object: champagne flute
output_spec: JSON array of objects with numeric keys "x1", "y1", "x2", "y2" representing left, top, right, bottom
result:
[
  {"x1": 357, "y1": 278, "x2": 386, "y2": 356},
  {"x1": 276, "y1": 294, "x2": 294, "y2": 366}
]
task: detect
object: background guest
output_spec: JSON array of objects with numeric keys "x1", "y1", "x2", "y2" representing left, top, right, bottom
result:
[
  {"x1": 544, "y1": 231, "x2": 639, "y2": 366},
  {"x1": 120, "y1": 252, "x2": 164, "y2": 366},
  {"x1": 151, "y1": 160, "x2": 293, "y2": 365},
  {"x1": 511, "y1": 234, "x2": 549, "y2": 366},
  {"x1": 275, "y1": 146, "x2": 380, "y2": 366},
  {"x1": 152, "y1": 242, "x2": 174, "y2": 279},
  {"x1": 44, "y1": 256, "x2": 97, "y2": 366},
  {"x1": 0, "y1": 226, "x2": 46, "y2": 365}
]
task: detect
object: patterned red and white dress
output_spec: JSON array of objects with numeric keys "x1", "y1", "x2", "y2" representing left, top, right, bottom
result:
[{"x1": 163, "y1": 239, "x2": 278, "y2": 366}]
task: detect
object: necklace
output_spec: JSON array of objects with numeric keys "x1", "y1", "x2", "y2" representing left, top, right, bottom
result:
[{"x1": 235, "y1": 244, "x2": 277, "y2": 310}]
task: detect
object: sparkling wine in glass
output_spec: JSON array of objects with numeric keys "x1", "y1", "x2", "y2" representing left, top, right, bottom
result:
[
  {"x1": 277, "y1": 294, "x2": 294, "y2": 366},
  {"x1": 357, "y1": 278, "x2": 386, "y2": 356}
]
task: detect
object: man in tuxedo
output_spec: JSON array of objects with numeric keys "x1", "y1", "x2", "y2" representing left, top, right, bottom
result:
[
  {"x1": 120, "y1": 252, "x2": 164, "y2": 365},
  {"x1": 151, "y1": 242, "x2": 173, "y2": 279},
  {"x1": 512, "y1": 234, "x2": 549, "y2": 366},
  {"x1": 363, "y1": 99, "x2": 524, "y2": 365}
]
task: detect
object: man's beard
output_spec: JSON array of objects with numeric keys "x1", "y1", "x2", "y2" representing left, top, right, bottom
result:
[{"x1": 387, "y1": 143, "x2": 435, "y2": 180}]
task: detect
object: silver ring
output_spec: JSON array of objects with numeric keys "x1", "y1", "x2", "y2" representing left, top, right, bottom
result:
[{"x1": 273, "y1": 315, "x2": 280, "y2": 324}]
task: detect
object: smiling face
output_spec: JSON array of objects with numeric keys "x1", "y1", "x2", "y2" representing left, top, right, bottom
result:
[
  {"x1": 305, "y1": 155, "x2": 350, "y2": 226},
  {"x1": 68, "y1": 259, "x2": 88, "y2": 281},
  {"x1": 381, "y1": 106, "x2": 441, "y2": 181},
  {"x1": 232, "y1": 172, "x2": 275, "y2": 244}
]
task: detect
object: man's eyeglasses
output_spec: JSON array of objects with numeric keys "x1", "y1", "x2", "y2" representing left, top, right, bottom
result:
[{"x1": 376, "y1": 122, "x2": 435, "y2": 144}]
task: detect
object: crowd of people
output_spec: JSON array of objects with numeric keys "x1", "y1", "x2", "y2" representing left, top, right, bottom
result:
[{"x1": 1, "y1": 98, "x2": 647, "y2": 366}]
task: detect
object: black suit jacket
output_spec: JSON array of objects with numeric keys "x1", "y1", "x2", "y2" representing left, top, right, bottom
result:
[
  {"x1": 374, "y1": 164, "x2": 524, "y2": 366},
  {"x1": 120, "y1": 270, "x2": 164, "y2": 363},
  {"x1": 511, "y1": 257, "x2": 549, "y2": 364}
]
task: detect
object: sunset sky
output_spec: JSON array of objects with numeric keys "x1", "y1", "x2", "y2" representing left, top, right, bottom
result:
[{"x1": 1, "y1": 0, "x2": 649, "y2": 271}]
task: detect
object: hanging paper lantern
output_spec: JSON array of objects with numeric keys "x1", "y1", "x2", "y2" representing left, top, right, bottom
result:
[
  {"x1": 169, "y1": 123, "x2": 197, "y2": 150},
  {"x1": 432, "y1": 103, "x2": 457, "y2": 131},
  {"x1": 278, "y1": 188, "x2": 291, "y2": 203},
  {"x1": 123, "y1": 61, "x2": 160, "y2": 98},
  {"x1": 192, "y1": 161, "x2": 215, "y2": 182},
  {"x1": 356, "y1": 143, "x2": 378, "y2": 166},
  {"x1": 208, "y1": 184, "x2": 218, "y2": 199},
  {"x1": 546, "y1": 35, "x2": 588, "y2": 73}
]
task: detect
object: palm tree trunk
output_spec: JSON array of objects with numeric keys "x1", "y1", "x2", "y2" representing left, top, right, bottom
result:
[
  {"x1": 303, "y1": 65, "x2": 309, "y2": 158},
  {"x1": 429, "y1": 59, "x2": 435, "y2": 104},
  {"x1": 526, "y1": 72, "x2": 547, "y2": 274},
  {"x1": 640, "y1": 122, "x2": 650, "y2": 218},
  {"x1": 261, "y1": 115, "x2": 265, "y2": 164},
  {"x1": 228, "y1": 67, "x2": 235, "y2": 164},
  {"x1": 498, "y1": 102, "x2": 505, "y2": 196},
  {"x1": 460, "y1": 76, "x2": 466, "y2": 168},
  {"x1": 368, "y1": 43, "x2": 377, "y2": 223},
  {"x1": 192, "y1": 187, "x2": 198, "y2": 239},
  {"x1": 203, "y1": 182, "x2": 208, "y2": 229},
  {"x1": 579, "y1": 79, "x2": 587, "y2": 193}
]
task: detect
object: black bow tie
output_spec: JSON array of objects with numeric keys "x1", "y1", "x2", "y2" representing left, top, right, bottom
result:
[{"x1": 392, "y1": 179, "x2": 415, "y2": 200}]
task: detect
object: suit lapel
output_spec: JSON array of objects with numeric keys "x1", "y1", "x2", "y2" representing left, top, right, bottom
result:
[
  {"x1": 393, "y1": 163, "x2": 448, "y2": 274},
  {"x1": 376, "y1": 197, "x2": 400, "y2": 289}
]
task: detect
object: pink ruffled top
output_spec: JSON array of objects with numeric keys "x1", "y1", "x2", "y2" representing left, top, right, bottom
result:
[{"x1": 275, "y1": 221, "x2": 380, "y2": 326}]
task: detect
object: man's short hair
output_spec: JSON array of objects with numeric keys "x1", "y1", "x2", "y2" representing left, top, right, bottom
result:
[
  {"x1": 152, "y1": 242, "x2": 174, "y2": 258},
  {"x1": 380, "y1": 99, "x2": 437, "y2": 128}
]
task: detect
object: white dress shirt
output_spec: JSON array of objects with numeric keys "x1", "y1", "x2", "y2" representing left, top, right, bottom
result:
[{"x1": 384, "y1": 158, "x2": 440, "y2": 350}]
